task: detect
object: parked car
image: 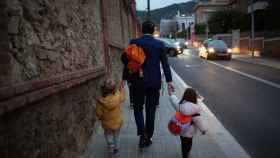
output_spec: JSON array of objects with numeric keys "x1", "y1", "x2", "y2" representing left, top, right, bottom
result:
[
  {"x1": 159, "y1": 38, "x2": 183, "y2": 57},
  {"x1": 199, "y1": 39, "x2": 232, "y2": 60}
]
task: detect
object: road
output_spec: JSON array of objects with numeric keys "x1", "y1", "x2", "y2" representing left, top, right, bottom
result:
[{"x1": 168, "y1": 49, "x2": 280, "y2": 158}]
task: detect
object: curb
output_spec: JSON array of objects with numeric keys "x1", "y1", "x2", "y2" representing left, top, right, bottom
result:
[
  {"x1": 233, "y1": 56, "x2": 280, "y2": 70},
  {"x1": 171, "y1": 67, "x2": 252, "y2": 158}
]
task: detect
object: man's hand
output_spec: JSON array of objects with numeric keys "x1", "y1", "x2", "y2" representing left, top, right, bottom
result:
[{"x1": 167, "y1": 82, "x2": 174, "y2": 96}]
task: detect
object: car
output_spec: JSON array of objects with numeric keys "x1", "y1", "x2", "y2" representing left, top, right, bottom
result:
[
  {"x1": 199, "y1": 39, "x2": 232, "y2": 60},
  {"x1": 159, "y1": 38, "x2": 184, "y2": 57}
]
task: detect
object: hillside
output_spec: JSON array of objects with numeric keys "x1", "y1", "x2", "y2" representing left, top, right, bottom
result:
[{"x1": 136, "y1": 1, "x2": 197, "y2": 25}]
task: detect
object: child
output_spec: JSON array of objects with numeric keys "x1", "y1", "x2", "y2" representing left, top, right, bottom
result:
[
  {"x1": 169, "y1": 88, "x2": 207, "y2": 158},
  {"x1": 96, "y1": 79, "x2": 125, "y2": 158}
]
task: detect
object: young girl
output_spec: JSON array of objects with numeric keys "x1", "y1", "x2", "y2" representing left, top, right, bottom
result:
[
  {"x1": 169, "y1": 88, "x2": 207, "y2": 158},
  {"x1": 96, "y1": 79, "x2": 125, "y2": 158}
]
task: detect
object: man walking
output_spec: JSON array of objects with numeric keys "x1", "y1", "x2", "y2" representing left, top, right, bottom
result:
[{"x1": 121, "y1": 21, "x2": 174, "y2": 149}]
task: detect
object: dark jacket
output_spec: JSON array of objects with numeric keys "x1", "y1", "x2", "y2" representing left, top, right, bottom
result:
[{"x1": 122, "y1": 35, "x2": 172, "y2": 89}]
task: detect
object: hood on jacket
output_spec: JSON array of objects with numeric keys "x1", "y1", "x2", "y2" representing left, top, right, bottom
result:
[
  {"x1": 179, "y1": 101, "x2": 201, "y2": 116},
  {"x1": 97, "y1": 91, "x2": 121, "y2": 110}
]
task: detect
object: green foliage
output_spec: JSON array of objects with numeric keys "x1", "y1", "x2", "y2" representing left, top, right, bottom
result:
[
  {"x1": 208, "y1": 9, "x2": 250, "y2": 34},
  {"x1": 195, "y1": 24, "x2": 206, "y2": 35},
  {"x1": 177, "y1": 30, "x2": 188, "y2": 38}
]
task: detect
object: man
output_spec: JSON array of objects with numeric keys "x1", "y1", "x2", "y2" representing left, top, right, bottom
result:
[{"x1": 121, "y1": 21, "x2": 174, "y2": 149}]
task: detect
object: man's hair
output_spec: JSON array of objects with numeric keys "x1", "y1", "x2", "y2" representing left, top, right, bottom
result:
[{"x1": 142, "y1": 21, "x2": 155, "y2": 34}]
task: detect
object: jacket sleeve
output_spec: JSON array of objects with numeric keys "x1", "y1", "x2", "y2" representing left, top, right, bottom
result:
[
  {"x1": 119, "y1": 89, "x2": 126, "y2": 103},
  {"x1": 159, "y1": 45, "x2": 172, "y2": 82},
  {"x1": 95, "y1": 101, "x2": 103, "y2": 120},
  {"x1": 169, "y1": 95, "x2": 180, "y2": 111},
  {"x1": 192, "y1": 115, "x2": 207, "y2": 132}
]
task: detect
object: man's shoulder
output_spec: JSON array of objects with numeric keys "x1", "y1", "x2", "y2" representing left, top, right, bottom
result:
[
  {"x1": 130, "y1": 36, "x2": 164, "y2": 47},
  {"x1": 153, "y1": 38, "x2": 165, "y2": 46},
  {"x1": 129, "y1": 37, "x2": 141, "y2": 44}
]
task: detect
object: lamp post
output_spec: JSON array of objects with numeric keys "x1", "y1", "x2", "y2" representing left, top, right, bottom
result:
[
  {"x1": 250, "y1": 0, "x2": 255, "y2": 58},
  {"x1": 147, "y1": 0, "x2": 151, "y2": 20}
]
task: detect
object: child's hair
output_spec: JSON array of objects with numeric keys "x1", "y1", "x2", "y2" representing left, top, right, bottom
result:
[
  {"x1": 179, "y1": 88, "x2": 197, "y2": 104},
  {"x1": 101, "y1": 79, "x2": 116, "y2": 97}
]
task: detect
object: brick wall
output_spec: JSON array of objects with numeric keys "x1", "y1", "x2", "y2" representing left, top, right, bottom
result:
[
  {"x1": 239, "y1": 37, "x2": 264, "y2": 55},
  {"x1": 0, "y1": 0, "x2": 139, "y2": 158},
  {"x1": 263, "y1": 38, "x2": 280, "y2": 58}
]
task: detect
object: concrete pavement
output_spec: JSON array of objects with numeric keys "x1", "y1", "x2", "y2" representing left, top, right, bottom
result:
[
  {"x1": 232, "y1": 54, "x2": 280, "y2": 70},
  {"x1": 85, "y1": 68, "x2": 251, "y2": 158}
]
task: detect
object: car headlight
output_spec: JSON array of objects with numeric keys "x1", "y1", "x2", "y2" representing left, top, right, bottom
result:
[
  {"x1": 176, "y1": 46, "x2": 181, "y2": 50},
  {"x1": 185, "y1": 41, "x2": 189, "y2": 46},
  {"x1": 199, "y1": 46, "x2": 207, "y2": 52},
  {"x1": 227, "y1": 48, "x2": 232, "y2": 53},
  {"x1": 208, "y1": 48, "x2": 215, "y2": 53}
]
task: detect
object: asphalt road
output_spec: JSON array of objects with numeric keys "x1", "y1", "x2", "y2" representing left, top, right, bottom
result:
[{"x1": 168, "y1": 50, "x2": 280, "y2": 158}]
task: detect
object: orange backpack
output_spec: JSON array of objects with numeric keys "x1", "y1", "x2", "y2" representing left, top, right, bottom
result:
[{"x1": 124, "y1": 44, "x2": 146, "y2": 73}]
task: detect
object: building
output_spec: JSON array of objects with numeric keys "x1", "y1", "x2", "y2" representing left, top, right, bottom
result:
[
  {"x1": 194, "y1": 0, "x2": 230, "y2": 24},
  {"x1": 160, "y1": 19, "x2": 177, "y2": 37},
  {"x1": 228, "y1": 0, "x2": 248, "y2": 13},
  {"x1": 160, "y1": 11, "x2": 195, "y2": 38},
  {"x1": 174, "y1": 11, "x2": 195, "y2": 32}
]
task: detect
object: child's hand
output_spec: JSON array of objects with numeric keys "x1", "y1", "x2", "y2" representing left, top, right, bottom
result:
[
  {"x1": 120, "y1": 80, "x2": 125, "y2": 90},
  {"x1": 201, "y1": 130, "x2": 206, "y2": 135}
]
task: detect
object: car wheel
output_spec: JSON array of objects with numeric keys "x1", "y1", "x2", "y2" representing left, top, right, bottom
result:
[
  {"x1": 227, "y1": 54, "x2": 232, "y2": 60},
  {"x1": 169, "y1": 50, "x2": 176, "y2": 57}
]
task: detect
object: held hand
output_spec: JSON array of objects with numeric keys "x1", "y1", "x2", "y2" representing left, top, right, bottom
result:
[
  {"x1": 201, "y1": 130, "x2": 206, "y2": 135},
  {"x1": 120, "y1": 80, "x2": 125, "y2": 90},
  {"x1": 167, "y1": 82, "x2": 174, "y2": 96}
]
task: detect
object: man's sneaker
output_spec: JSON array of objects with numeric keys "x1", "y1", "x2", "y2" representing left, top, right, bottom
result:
[
  {"x1": 144, "y1": 137, "x2": 153, "y2": 147},
  {"x1": 107, "y1": 145, "x2": 115, "y2": 158},
  {"x1": 138, "y1": 136, "x2": 145, "y2": 149},
  {"x1": 113, "y1": 149, "x2": 120, "y2": 158}
]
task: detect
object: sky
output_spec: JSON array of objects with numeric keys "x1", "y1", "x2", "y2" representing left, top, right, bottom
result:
[{"x1": 136, "y1": 0, "x2": 191, "y2": 10}]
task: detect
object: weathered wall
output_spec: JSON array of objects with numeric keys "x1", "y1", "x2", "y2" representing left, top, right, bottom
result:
[
  {"x1": 0, "y1": 0, "x2": 139, "y2": 157},
  {"x1": 6, "y1": 0, "x2": 104, "y2": 83},
  {"x1": 263, "y1": 38, "x2": 280, "y2": 58}
]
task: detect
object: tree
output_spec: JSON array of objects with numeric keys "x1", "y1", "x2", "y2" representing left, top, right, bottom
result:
[
  {"x1": 195, "y1": 24, "x2": 206, "y2": 35},
  {"x1": 208, "y1": 9, "x2": 250, "y2": 34}
]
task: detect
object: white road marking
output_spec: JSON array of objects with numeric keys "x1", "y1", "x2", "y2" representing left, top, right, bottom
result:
[
  {"x1": 185, "y1": 64, "x2": 201, "y2": 68},
  {"x1": 170, "y1": 67, "x2": 251, "y2": 158},
  {"x1": 181, "y1": 50, "x2": 280, "y2": 89},
  {"x1": 207, "y1": 60, "x2": 280, "y2": 89}
]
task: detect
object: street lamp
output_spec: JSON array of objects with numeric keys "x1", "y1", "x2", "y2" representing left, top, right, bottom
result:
[
  {"x1": 147, "y1": 0, "x2": 151, "y2": 20},
  {"x1": 250, "y1": 0, "x2": 255, "y2": 58}
]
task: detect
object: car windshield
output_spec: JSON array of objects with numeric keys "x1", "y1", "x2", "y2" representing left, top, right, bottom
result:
[
  {"x1": 159, "y1": 38, "x2": 176, "y2": 47},
  {"x1": 207, "y1": 40, "x2": 228, "y2": 49}
]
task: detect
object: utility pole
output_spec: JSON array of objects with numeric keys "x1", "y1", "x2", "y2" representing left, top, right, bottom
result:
[
  {"x1": 250, "y1": 0, "x2": 255, "y2": 58},
  {"x1": 147, "y1": 0, "x2": 151, "y2": 20}
]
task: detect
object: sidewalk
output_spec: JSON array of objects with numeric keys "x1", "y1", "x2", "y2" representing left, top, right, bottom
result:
[
  {"x1": 232, "y1": 54, "x2": 280, "y2": 70},
  {"x1": 85, "y1": 70, "x2": 251, "y2": 158}
]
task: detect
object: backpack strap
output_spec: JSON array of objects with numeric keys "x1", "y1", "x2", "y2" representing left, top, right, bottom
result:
[
  {"x1": 190, "y1": 113, "x2": 201, "y2": 125},
  {"x1": 192, "y1": 113, "x2": 200, "y2": 117}
]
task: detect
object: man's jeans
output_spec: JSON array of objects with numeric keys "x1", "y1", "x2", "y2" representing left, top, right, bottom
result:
[{"x1": 129, "y1": 79, "x2": 160, "y2": 138}]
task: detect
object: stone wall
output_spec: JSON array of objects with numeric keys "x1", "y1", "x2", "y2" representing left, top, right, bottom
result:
[
  {"x1": 0, "y1": 0, "x2": 139, "y2": 157},
  {"x1": 5, "y1": 0, "x2": 104, "y2": 83}
]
